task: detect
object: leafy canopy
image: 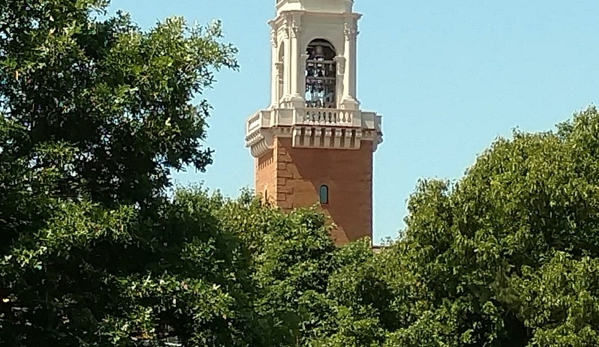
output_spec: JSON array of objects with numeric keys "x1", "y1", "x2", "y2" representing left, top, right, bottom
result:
[
  {"x1": 0, "y1": 0, "x2": 244, "y2": 345},
  {"x1": 311, "y1": 106, "x2": 599, "y2": 347},
  {"x1": 2, "y1": 0, "x2": 599, "y2": 346},
  {"x1": 0, "y1": 0, "x2": 237, "y2": 207}
]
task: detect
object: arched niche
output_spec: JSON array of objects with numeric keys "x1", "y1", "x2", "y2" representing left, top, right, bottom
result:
[
  {"x1": 305, "y1": 39, "x2": 336, "y2": 108},
  {"x1": 277, "y1": 41, "x2": 285, "y2": 101}
]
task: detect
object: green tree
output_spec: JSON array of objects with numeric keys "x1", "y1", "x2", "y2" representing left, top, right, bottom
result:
[
  {"x1": 381, "y1": 105, "x2": 599, "y2": 346},
  {"x1": 252, "y1": 207, "x2": 337, "y2": 347},
  {"x1": 0, "y1": 177, "x2": 263, "y2": 346},
  {"x1": 301, "y1": 106, "x2": 599, "y2": 347},
  {"x1": 308, "y1": 239, "x2": 390, "y2": 347},
  {"x1": 0, "y1": 0, "x2": 237, "y2": 208},
  {"x1": 0, "y1": 0, "x2": 244, "y2": 345}
]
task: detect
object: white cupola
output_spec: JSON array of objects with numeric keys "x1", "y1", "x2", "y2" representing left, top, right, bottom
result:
[{"x1": 245, "y1": 0, "x2": 382, "y2": 158}]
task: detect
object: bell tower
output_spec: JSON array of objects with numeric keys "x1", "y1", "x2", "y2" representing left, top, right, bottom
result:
[{"x1": 245, "y1": 0, "x2": 383, "y2": 245}]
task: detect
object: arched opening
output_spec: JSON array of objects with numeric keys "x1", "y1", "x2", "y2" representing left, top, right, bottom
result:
[
  {"x1": 305, "y1": 39, "x2": 336, "y2": 108},
  {"x1": 319, "y1": 184, "x2": 329, "y2": 205}
]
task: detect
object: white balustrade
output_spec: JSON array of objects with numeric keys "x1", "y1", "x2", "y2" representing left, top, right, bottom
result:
[
  {"x1": 246, "y1": 107, "x2": 380, "y2": 134},
  {"x1": 301, "y1": 108, "x2": 354, "y2": 126}
]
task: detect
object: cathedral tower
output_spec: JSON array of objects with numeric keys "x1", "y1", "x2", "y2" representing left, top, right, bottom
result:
[{"x1": 244, "y1": 0, "x2": 383, "y2": 245}]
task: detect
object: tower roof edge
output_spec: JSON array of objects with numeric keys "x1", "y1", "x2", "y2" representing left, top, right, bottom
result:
[{"x1": 276, "y1": 0, "x2": 354, "y2": 15}]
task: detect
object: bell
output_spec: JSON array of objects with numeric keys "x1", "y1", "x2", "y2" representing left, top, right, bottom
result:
[{"x1": 314, "y1": 45, "x2": 325, "y2": 59}]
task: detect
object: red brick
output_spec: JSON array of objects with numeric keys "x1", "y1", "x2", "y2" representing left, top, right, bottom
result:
[
  {"x1": 276, "y1": 193, "x2": 287, "y2": 201},
  {"x1": 278, "y1": 186, "x2": 294, "y2": 194},
  {"x1": 278, "y1": 170, "x2": 293, "y2": 178},
  {"x1": 255, "y1": 136, "x2": 373, "y2": 246}
]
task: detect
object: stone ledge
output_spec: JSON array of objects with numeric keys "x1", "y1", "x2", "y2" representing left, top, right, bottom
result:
[{"x1": 245, "y1": 107, "x2": 383, "y2": 158}]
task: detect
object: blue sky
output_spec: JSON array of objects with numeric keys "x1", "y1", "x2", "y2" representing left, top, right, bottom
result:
[{"x1": 107, "y1": 0, "x2": 598, "y2": 243}]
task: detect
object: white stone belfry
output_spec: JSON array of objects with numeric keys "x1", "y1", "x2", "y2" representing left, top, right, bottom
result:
[{"x1": 245, "y1": 0, "x2": 383, "y2": 158}]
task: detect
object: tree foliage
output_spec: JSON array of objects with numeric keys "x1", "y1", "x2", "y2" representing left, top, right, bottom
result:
[
  {"x1": 0, "y1": 0, "x2": 244, "y2": 345},
  {"x1": 2, "y1": 0, "x2": 599, "y2": 346},
  {"x1": 0, "y1": 0, "x2": 237, "y2": 208},
  {"x1": 247, "y1": 105, "x2": 599, "y2": 347},
  {"x1": 309, "y1": 106, "x2": 599, "y2": 347}
]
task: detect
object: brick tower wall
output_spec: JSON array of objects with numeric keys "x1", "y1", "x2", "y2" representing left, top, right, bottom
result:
[
  {"x1": 255, "y1": 150, "x2": 276, "y2": 203},
  {"x1": 255, "y1": 136, "x2": 373, "y2": 246}
]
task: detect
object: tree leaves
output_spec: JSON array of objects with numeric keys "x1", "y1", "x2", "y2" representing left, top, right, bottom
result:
[
  {"x1": 2, "y1": 0, "x2": 599, "y2": 345},
  {"x1": 0, "y1": 0, "x2": 242, "y2": 345},
  {"x1": 289, "y1": 106, "x2": 599, "y2": 347},
  {"x1": 0, "y1": 0, "x2": 238, "y2": 208}
]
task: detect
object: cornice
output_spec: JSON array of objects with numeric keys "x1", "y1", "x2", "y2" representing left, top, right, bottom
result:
[
  {"x1": 274, "y1": 10, "x2": 361, "y2": 21},
  {"x1": 245, "y1": 108, "x2": 383, "y2": 158}
]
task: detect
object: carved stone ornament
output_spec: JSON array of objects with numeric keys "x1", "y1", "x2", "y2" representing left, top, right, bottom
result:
[
  {"x1": 289, "y1": 15, "x2": 301, "y2": 39},
  {"x1": 344, "y1": 22, "x2": 358, "y2": 40},
  {"x1": 270, "y1": 29, "x2": 277, "y2": 47},
  {"x1": 281, "y1": 17, "x2": 290, "y2": 39},
  {"x1": 291, "y1": 25, "x2": 300, "y2": 38},
  {"x1": 334, "y1": 56, "x2": 346, "y2": 75},
  {"x1": 275, "y1": 62, "x2": 284, "y2": 82}
]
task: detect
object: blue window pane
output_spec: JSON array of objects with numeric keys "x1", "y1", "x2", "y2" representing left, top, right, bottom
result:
[{"x1": 319, "y1": 185, "x2": 329, "y2": 204}]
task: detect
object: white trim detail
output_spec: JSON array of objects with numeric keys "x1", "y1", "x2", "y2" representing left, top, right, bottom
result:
[
  {"x1": 246, "y1": 0, "x2": 383, "y2": 159},
  {"x1": 245, "y1": 107, "x2": 382, "y2": 157}
]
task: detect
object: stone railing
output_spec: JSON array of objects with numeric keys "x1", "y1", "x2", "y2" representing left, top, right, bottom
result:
[
  {"x1": 244, "y1": 106, "x2": 383, "y2": 156},
  {"x1": 246, "y1": 110, "x2": 272, "y2": 134},
  {"x1": 246, "y1": 107, "x2": 377, "y2": 130},
  {"x1": 300, "y1": 108, "x2": 354, "y2": 126},
  {"x1": 246, "y1": 108, "x2": 383, "y2": 137}
]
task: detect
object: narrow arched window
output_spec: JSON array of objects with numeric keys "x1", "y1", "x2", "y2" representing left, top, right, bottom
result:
[{"x1": 319, "y1": 185, "x2": 329, "y2": 205}]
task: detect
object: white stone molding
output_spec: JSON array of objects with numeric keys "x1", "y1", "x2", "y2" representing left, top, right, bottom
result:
[
  {"x1": 334, "y1": 56, "x2": 346, "y2": 75},
  {"x1": 270, "y1": 29, "x2": 277, "y2": 47},
  {"x1": 282, "y1": 26, "x2": 289, "y2": 39},
  {"x1": 245, "y1": 108, "x2": 382, "y2": 156},
  {"x1": 276, "y1": 0, "x2": 355, "y2": 15},
  {"x1": 275, "y1": 62, "x2": 284, "y2": 82},
  {"x1": 246, "y1": 0, "x2": 382, "y2": 158},
  {"x1": 343, "y1": 22, "x2": 358, "y2": 41},
  {"x1": 290, "y1": 23, "x2": 300, "y2": 38}
]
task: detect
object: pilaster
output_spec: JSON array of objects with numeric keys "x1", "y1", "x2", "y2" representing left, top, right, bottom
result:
[
  {"x1": 269, "y1": 22, "x2": 278, "y2": 108},
  {"x1": 288, "y1": 14, "x2": 303, "y2": 101},
  {"x1": 341, "y1": 19, "x2": 359, "y2": 109},
  {"x1": 282, "y1": 17, "x2": 291, "y2": 101}
]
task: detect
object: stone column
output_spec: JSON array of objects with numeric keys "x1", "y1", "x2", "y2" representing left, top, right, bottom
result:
[
  {"x1": 299, "y1": 53, "x2": 309, "y2": 102},
  {"x1": 334, "y1": 56, "x2": 346, "y2": 108},
  {"x1": 341, "y1": 20, "x2": 359, "y2": 110},
  {"x1": 269, "y1": 25, "x2": 278, "y2": 108},
  {"x1": 276, "y1": 62, "x2": 284, "y2": 103},
  {"x1": 282, "y1": 19, "x2": 291, "y2": 101},
  {"x1": 289, "y1": 15, "x2": 304, "y2": 106}
]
